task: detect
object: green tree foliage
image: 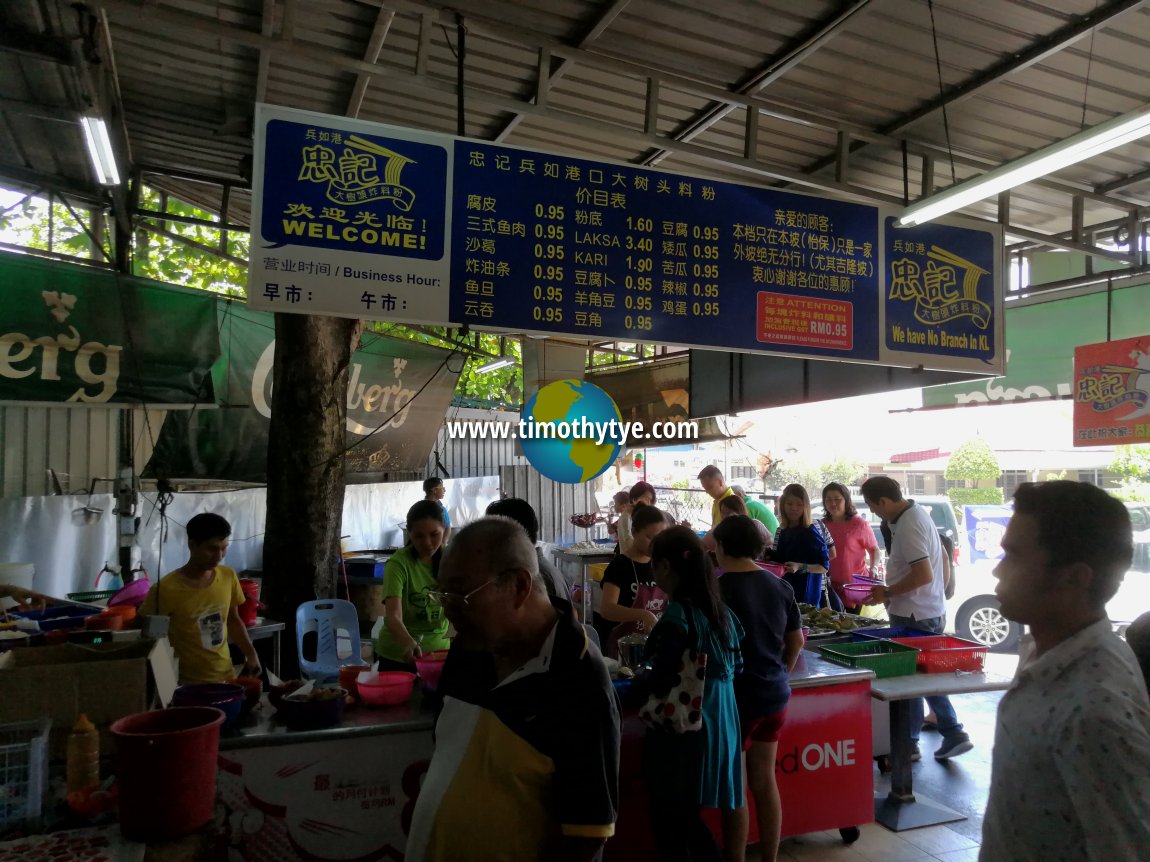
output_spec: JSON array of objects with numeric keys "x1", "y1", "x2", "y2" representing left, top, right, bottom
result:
[
  {"x1": 947, "y1": 487, "x2": 1005, "y2": 509},
  {"x1": 133, "y1": 187, "x2": 249, "y2": 295},
  {"x1": 1, "y1": 185, "x2": 525, "y2": 408},
  {"x1": 1111, "y1": 445, "x2": 1150, "y2": 483},
  {"x1": 944, "y1": 438, "x2": 1002, "y2": 482},
  {"x1": 1110, "y1": 445, "x2": 1150, "y2": 502},
  {"x1": 769, "y1": 458, "x2": 865, "y2": 494},
  {"x1": 945, "y1": 438, "x2": 1004, "y2": 514}
]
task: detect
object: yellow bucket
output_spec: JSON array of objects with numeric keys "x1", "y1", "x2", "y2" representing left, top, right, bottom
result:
[{"x1": 589, "y1": 563, "x2": 609, "y2": 583}]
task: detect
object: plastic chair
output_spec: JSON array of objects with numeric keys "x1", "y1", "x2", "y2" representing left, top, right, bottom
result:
[
  {"x1": 583, "y1": 624, "x2": 601, "y2": 650},
  {"x1": 295, "y1": 599, "x2": 367, "y2": 682}
]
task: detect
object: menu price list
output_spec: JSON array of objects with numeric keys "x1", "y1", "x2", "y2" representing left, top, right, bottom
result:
[{"x1": 448, "y1": 141, "x2": 880, "y2": 361}]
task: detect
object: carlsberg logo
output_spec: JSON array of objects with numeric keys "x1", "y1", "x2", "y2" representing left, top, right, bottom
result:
[
  {"x1": 0, "y1": 291, "x2": 123, "y2": 402},
  {"x1": 252, "y1": 342, "x2": 418, "y2": 433}
]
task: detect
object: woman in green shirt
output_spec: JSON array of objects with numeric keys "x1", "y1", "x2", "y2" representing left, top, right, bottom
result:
[{"x1": 376, "y1": 500, "x2": 450, "y2": 671}]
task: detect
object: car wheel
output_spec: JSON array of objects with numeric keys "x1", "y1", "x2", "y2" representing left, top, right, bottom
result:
[{"x1": 957, "y1": 597, "x2": 1022, "y2": 653}]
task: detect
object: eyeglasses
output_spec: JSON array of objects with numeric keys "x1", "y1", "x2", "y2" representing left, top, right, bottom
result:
[{"x1": 426, "y1": 577, "x2": 497, "y2": 608}]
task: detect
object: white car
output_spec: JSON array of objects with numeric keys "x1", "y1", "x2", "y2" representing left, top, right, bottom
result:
[{"x1": 947, "y1": 502, "x2": 1150, "y2": 652}]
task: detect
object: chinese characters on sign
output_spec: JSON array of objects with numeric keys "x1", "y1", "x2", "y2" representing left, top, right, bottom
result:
[
  {"x1": 448, "y1": 141, "x2": 883, "y2": 361},
  {"x1": 249, "y1": 105, "x2": 1003, "y2": 373},
  {"x1": 249, "y1": 108, "x2": 451, "y2": 323},
  {"x1": 1073, "y1": 335, "x2": 1150, "y2": 446},
  {"x1": 883, "y1": 218, "x2": 996, "y2": 363}
]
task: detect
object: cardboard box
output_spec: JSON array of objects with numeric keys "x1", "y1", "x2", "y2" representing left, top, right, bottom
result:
[{"x1": 0, "y1": 638, "x2": 178, "y2": 760}]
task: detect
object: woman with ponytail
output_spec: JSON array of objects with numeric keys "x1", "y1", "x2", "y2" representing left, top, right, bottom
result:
[{"x1": 642, "y1": 526, "x2": 747, "y2": 862}]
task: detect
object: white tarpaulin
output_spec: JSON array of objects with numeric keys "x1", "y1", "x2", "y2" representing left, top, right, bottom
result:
[{"x1": 0, "y1": 477, "x2": 499, "y2": 599}]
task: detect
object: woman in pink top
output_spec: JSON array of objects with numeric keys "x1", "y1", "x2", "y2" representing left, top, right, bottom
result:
[{"x1": 821, "y1": 482, "x2": 878, "y2": 611}]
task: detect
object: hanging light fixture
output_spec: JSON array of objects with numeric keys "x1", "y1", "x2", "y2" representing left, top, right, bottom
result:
[
  {"x1": 475, "y1": 356, "x2": 515, "y2": 374},
  {"x1": 898, "y1": 103, "x2": 1150, "y2": 227},
  {"x1": 79, "y1": 115, "x2": 122, "y2": 186}
]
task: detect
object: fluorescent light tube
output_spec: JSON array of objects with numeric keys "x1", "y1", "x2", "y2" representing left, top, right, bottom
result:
[
  {"x1": 899, "y1": 103, "x2": 1150, "y2": 227},
  {"x1": 80, "y1": 116, "x2": 122, "y2": 186},
  {"x1": 475, "y1": 356, "x2": 515, "y2": 374}
]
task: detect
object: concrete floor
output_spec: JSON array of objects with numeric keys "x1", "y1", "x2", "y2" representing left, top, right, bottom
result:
[{"x1": 749, "y1": 653, "x2": 1017, "y2": 862}]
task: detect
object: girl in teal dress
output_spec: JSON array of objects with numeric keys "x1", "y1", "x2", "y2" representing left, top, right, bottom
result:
[{"x1": 643, "y1": 526, "x2": 746, "y2": 862}]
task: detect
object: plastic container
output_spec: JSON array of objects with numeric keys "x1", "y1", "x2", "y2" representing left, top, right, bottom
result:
[
  {"x1": 840, "y1": 583, "x2": 878, "y2": 603},
  {"x1": 339, "y1": 663, "x2": 370, "y2": 699},
  {"x1": 274, "y1": 687, "x2": 347, "y2": 728},
  {"x1": 107, "y1": 577, "x2": 151, "y2": 608},
  {"x1": 817, "y1": 640, "x2": 920, "y2": 678},
  {"x1": 112, "y1": 707, "x2": 224, "y2": 841},
  {"x1": 891, "y1": 635, "x2": 987, "y2": 673},
  {"x1": 356, "y1": 671, "x2": 416, "y2": 707},
  {"x1": 66, "y1": 714, "x2": 100, "y2": 794},
  {"x1": 414, "y1": 650, "x2": 450, "y2": 690},
  {"x1": 756, "y1": 562, "x2": 787, "y2": 578},
  {"x1": 238, "y1": 579, "x2": 262, "y2": 626},
  {"x1": 9, "y1": 605, "x2": 101, "y2": 631},
  {"x1": 66, "y1": 589, "x2": 118, "y2": 604},
  {"x1": 171, "y1": 683, "x2": 245, "y2": 729},
  {"x1": 0, "y1": 718, "x2": 51, "y2": 831}
]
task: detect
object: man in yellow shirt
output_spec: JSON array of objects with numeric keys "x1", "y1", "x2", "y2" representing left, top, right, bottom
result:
[
  {"x1": 141, "y1": 513, "x2": 261, "y2": 684},
  {"x1": 698, "y1": 464, "x2": 734, "y2": 527}
]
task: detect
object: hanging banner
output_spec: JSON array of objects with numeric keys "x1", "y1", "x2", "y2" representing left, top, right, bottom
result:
[
  {"x1": 249, "y1": 105, "x2": 1004, "y2": 375},
  {"x1": 144, "y1": 304, "x2": 461, "y2": 482},
  {"x1": 922, "y1": 279, "x2": 1150, "y2": 408},
  {"x1": 0, "y1": 253, "x2": 218, "y2": 404},
  {"x1": 1073, "y1": 334, "x2": 1150, "y2": 447}
]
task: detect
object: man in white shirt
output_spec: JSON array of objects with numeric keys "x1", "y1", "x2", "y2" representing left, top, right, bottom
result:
[
  {"x1": 979, "y1": 481, "x2": 1150, "y2": 861},
  {"x1": 862, "y1": 476, "x2": 971, "y2": 761}
]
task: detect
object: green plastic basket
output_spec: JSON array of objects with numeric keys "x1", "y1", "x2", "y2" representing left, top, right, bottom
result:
[
  {"x1": 817, "y1": 639, "x2": 920, "y2": 678},
  {"x1": 66, "y1": 589, "x2": 117, "y2": 604}
]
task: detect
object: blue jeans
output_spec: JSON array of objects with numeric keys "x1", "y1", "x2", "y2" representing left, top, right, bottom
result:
[{"x1": 888, "y1": 613, "x2": 965, "y2": 742}]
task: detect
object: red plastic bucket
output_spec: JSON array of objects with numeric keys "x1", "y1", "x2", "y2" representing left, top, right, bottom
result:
[{"x1": 111, "y1": 706, "x2": 224, "y2": 840}]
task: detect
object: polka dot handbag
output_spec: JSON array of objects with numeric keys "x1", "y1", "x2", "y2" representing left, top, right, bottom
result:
[{"x1": 638, "y1": 609, "x2": 708, "y2": 734}]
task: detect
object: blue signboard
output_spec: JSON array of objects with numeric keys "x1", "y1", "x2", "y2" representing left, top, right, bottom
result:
[
  {"x1": 261, "y1": 119, "x2": 448, "y2": 260},
  {"x1": 249, "y1": 106, "x2": 1004, "y2": 374},
  {"x1": 448, "y1": 141, "x2": 880, "y2": 360},
  {"x1": 884, "y1": 218, "x2": 997, "y2": 363},
  {"x1": 962, "y1": 504, "x2": 1013, "y2": 563}
]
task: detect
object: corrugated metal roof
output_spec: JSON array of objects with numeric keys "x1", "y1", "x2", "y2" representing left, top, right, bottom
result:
[{"x1": 2, "y1": 0, "x2": 1149, "y2": 249}]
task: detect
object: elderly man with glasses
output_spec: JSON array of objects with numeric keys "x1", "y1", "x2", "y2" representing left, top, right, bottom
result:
[{"x1": 405, "y1": 516, "x2": 621, "y2": 862}]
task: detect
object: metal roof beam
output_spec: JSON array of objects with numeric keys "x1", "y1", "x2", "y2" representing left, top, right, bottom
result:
[
  {"x1": 493, "y1": 0, "x2": 633, "y2": 143},
  {"x1": 795, "y1": 0, "x2": 1150, "y2": 183},
  {"x1": 346, "y1": 5, "x2": 396, "y2": 118},
  {"x1": 90, "y1": 0, "x2": 899, "y2": 201},
  {"x1": 1004, "y1": 225, "x2": 1136, "y2": 263},
  {"x1": 881, "y1": 0, "x2": 1149, "y2": 138},
  {"x1": 0, "y1": 97, "x2": 80, "y2": 122},
  {"x1": 0, "y1": 27, "x2": 76, "y2": 65},
  {"x1": 254, "y1": 0, "x2": 277, "y2": 104},
  {"x1": 1096, "y1": 165, "x2": 1150, "y2": 194},
  {"x1": 641, "y1": 0, "x2": 875, "y2": 167}
]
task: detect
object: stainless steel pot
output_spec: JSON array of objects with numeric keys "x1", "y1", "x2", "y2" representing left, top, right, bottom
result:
[{"x1": 617, "y1": 632, "x2": 649, "y2": 672}]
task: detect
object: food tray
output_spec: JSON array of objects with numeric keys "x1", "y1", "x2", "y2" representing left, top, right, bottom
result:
[
  {"x1": 8, "y1": 605, "x2": 101, "y2": 631},
  {"x1": 817, "y1": 640, "x2": 920, "y2": 678},
  {"x1": 891, "y1": 635, "x2": 987, "y2": 673}
]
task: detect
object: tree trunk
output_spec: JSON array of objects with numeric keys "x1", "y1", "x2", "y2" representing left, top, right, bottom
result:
[{"x1": 263, "y1": 312, "x2": 359, "y2": 677}]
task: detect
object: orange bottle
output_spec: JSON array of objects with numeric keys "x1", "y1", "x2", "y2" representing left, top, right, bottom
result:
[{"x1": 66, "y1": 714, "x2": 100, "y2": 793}]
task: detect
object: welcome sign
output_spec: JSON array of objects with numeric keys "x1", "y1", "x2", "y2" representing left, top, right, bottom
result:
[{"x1": 248, "y1": 105, "x2": 1005, "y2": 376}]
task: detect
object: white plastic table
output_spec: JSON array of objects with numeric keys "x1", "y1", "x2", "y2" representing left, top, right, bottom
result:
[{"x1": 869, "y1": 669, "x2": 1013, "y2": 831}]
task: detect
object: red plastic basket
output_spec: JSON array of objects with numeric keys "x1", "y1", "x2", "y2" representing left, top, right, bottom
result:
[{"x1": 891, "y1": 635, "x2": 986, "y2": 673}]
